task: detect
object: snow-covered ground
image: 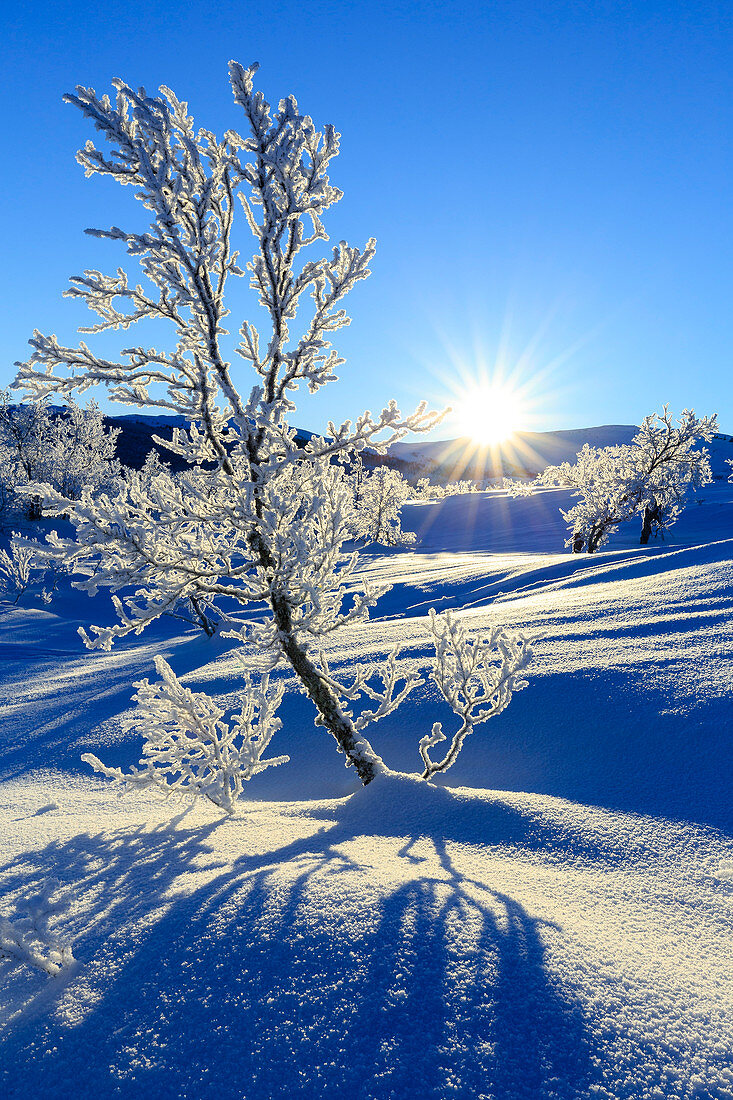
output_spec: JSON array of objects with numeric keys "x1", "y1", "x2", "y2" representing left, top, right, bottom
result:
[{"x1": 1, "y1": 482, "x2": 732, "y2": 1099}]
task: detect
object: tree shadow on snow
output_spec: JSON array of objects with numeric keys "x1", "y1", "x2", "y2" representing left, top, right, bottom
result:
[{"x1": 0, "y1": 785, "x2": 600, "y2": 1100}]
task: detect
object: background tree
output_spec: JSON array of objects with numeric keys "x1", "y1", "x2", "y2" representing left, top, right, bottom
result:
[
  {"x1": 540, "y1": 408, "x2": 716, "y2": 552},
  {"x1": 48, "y1": 398, "x2": 121, "y2": 501},
  {"x1": 0, "y1": 391, "x2": 120, "y2": 521},
  {"x1": 0, "y1": 391, "x2": 54, "y2": 519},
  {"x1": 350, "y1": 465, "x2": 415, "y2": 546}
]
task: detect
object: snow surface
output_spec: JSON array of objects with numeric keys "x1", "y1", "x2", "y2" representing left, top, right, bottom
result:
[{"x1": 1, "y1": 480, "x2": 732, "y2": 1099}]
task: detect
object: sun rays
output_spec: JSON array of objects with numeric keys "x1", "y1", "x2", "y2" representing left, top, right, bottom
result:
[{"x1": 454, "y1": 381, "x2": 524, "y2": 446}]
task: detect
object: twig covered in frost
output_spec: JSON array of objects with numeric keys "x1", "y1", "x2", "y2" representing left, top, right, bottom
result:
[
  {"x1": 420, "y1": 609, "x2": 532, "y2": 780},
  {"x1": 318, "y1": 647, "x2": 424, "y2": 735},
  {"x1": 0, "y1": 879, "x2": 75, "y2": 976},
  {"x1": 82, "y1": 656, "x2": 289, "y2": 813},
  {"x1": 0, "y1": 537, "x2": 36, "y2": 603},
  {"x1": 0, "y1": 535, "x2": 68, "y2": 605}
]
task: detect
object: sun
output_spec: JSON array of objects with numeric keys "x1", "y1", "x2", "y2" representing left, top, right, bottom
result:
[{"x1": 456, "y1": 382, "x2": 524, "y2": 446}]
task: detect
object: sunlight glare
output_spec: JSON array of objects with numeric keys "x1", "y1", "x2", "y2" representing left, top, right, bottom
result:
[{"x1": 456, "y1": 383, "x2": 524, "y2": 446}]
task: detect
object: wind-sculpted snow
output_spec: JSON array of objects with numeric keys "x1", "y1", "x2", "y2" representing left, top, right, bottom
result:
[
  {"x1": 0, "y1": 775, "x2": 731, "y2": 1099},
  {"x1": 1, "y1": 480, "x2": 731, "y2": 1097}
]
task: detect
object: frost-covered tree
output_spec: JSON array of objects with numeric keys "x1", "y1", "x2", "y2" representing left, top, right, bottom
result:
[
  {"x1": 82, "y1": 607, "x2": 531, "y2": 811},
  {"x1": 14, "y1": 62, "x2": 442, "y2": 786},
  {"x1": 350, "y1": 465, "x2": 415, "y2": 546},
  {"x1": 541, "y1": 408, "x2": 717, "y2": 552},
  {"x1": 419, "y1": 610, "x2": 532, "y2": 780},
  {"x1": 633, "y1": 409, "x2": 716, "y2": 544},
  {"x1": 48, "y1": 398, "x2": 121, "y2": 500},
  {"x1": 0, "y1": 391, "x2": 54, "y2": 519},
  {"x1": 0, "y1": 391, "x2": 119, "y2": 519}
]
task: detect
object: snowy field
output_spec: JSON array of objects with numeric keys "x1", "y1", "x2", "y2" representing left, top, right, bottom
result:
[{"x1": 1, "y1": 483, "x2": 732, "y2": 1099}]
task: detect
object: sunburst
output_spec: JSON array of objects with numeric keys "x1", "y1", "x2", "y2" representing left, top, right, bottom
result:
[{"x1": 455, "y1": 381, "x2": 524, "y2": 446}]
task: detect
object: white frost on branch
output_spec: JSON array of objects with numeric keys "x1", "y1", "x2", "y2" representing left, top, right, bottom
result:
[
  {"x1": 0, "y1": 537, "x2": 36, "y2": 603},
  {"x1": 0, "y1": 534, "x2": 68, "y2": 606},
  {"x1": 13, "y1": 60, "x2": 443, "y2": 785},
  {"x1": 82, "y1": 656, "x2": 289, "y2": 813},
  {"x1": 317, "y1": 647, "x2": 424, "y2": 734},
  {"x1": 419, "y1": 609, "x2": 533, "y2": 780}
]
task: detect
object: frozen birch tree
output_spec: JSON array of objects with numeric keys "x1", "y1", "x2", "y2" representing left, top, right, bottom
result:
[
  {"x1": 351, "y1": 465, "x2": 415, "y2": 545},
  {"x1": 541, "y1": 408, "x2": 717, "y2": 552},
  {"x1": 632, "y1": 408, "x2": 717, "y2": 544},
  {"x1": 0, "y1": 391, "x2": 54, "y2": 519},
  {"x1": 0, "y1": 392, "x2": 119, "y2": 519},
  {"x1": 48, "y1": 398, "x2": 121, "y2": 501},
  {"x1": 14, "y1": 61, "x2": 442, "y2": 786}
]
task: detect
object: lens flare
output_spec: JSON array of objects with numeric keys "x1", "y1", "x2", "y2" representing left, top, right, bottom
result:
[{"x1": 456, "y1": 382, "x2": 523, "y2": 446}]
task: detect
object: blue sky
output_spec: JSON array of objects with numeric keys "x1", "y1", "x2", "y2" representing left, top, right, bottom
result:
[{"x1": 3, "y1": 0, "x2": 732, "y2": 436}]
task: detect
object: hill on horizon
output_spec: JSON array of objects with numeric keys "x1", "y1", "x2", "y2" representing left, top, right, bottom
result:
[
  {"x1": 390, "y1": 423, "x2": 733, "y2": 481},
  {"x1": 29, "y1": 407, "x2": 733, "y2": 482}
]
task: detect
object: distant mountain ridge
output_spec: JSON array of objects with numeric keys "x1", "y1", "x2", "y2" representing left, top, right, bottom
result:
[
  {"x1": 389, "y1": 424, "x2": 733, "y2": 481},
  {"x1": 103, "y1": 412, "x2": 420, "y2": 476},
  {"x1": 41, "y1": 407, "x2": 733, "y2": 482}
]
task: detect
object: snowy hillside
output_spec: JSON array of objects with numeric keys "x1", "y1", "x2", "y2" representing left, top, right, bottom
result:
[
  {"x1": 390, "y1": 424, "x2": 733, "y2": 480},
  {"x1": 1, "y1": 480, "x2": 732, "y2": 1098}
]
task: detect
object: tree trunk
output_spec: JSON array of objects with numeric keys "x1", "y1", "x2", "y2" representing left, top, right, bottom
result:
[
  {"x1": 639, "y1": 504, "x2": 659, "y2": 544},
  {"x1": 269, "y1": 589, "x2": 383, "y2": 786},
  {"x1": 587, "y1": 527, "x2": 602, "y2": 553}
]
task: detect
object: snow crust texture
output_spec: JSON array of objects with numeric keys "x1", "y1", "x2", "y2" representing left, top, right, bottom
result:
[
  {"x1": 1, "y1": 482, "x2": 732, "y2": 1098},
  {"x1": 0, "y1": 775, "x2": 731, "y2": 1099}
]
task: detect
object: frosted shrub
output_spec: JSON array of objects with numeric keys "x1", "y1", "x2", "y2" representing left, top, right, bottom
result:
[
  {"x1": 0, "y1": 535, "x2": 66, "y2": 605},
  {"x1": 15, "y1": 60, "x2": 442, "y2": 787},
  {"x1": 419, "y1": 609, "x2": 532, "y2": 780},
  {"x1": 502, "y1": 477, "x2": 535, "y2": 497},
  {"x1": 0, "y1": 538, "x2": 36, "y2": 603},
  {"x1": 82, "y1": 657, "x2": 289, "y2": 813},
  {"x1": 413, "y1": 477, "x2": 481, "y2": 501},
  {"x1": 0, "y1": 879, "x2": 75, "y2": 976}
]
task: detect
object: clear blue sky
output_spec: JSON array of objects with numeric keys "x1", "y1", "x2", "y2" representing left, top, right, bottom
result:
[{"x1": 3, "y1": 0, "x2": 732, "y2": 436}]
